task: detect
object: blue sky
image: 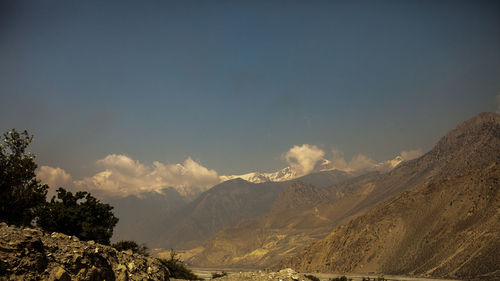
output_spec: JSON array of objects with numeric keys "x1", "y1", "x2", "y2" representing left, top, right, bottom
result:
[{"x1": 1, "y1": 0, "x2": 499, "y2": 189}]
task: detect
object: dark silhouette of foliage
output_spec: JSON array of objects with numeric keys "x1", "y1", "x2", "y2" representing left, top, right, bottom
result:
[
  {"x1": 158, "y1": 249, "x2": 201, "y2": 280},
  {"x1": 305, "y1": 274, "x2": 320, "y2": 281},
  {"x1": 0, "y1": 129, "x2": 48, "y2": 226},
  {"x1": 112, "y1": 240, "x2": 149, "y2": 256},
  {"x1": 330, "y1": 276, "x2": 351, "y2": 281},
  {"x1": 37, "y1": 187, "x2": 118, "y2": 245},
  {"x1": 211, "y1": 271, "x2": 228, "y2": 279}
]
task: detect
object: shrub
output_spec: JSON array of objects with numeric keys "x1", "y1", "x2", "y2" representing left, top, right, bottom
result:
[
  {"x1": 158, "y1": 249, "x2": 201, "y2": 280},
  {"x1": 330, "y1": 276, "x2": 350, "y2": 281},
  {"x1": 305, "y1": 274, "x2": 320, "y2": 281},
  {"x1": 211, "y1": 271, "x2": 228, "y2": 278},
  {"x1": 0, "y1": 129, "x2": 48, "y2": 226},
  {"x1": 37, "y1": 187, "x2": 119, "y2": 245},
  {"x1": 112, "y1": 240, "x2": 149, "y2": 256}
]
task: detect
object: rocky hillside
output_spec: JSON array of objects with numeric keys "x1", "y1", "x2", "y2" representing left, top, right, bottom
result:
[
  {"x1": 277, "y1": 162, "x2": 500, "y2": 280},
  {"x1": 185, "y1": 112, "x2": 500, "y2": 269},
  {"x1": 0, "y1": 223, "x2": 169, "y2": 281},
  {"x1": 273, "y1": 113, "x2": 500, "y2": 279},
  {"x1": 340, "y1": 112, "x2": 500, "y2": 218}
]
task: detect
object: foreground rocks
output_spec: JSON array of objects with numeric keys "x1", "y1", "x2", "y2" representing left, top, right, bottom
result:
[
  {"x1": 0, "y1": 222, "x2": 169, "y2": 280},
  {"x1": 212, "y1": 268, "x2": 309, "y2": 281}
]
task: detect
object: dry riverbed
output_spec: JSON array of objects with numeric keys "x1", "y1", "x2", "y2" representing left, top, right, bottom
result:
[{"x1": 190, "y1": 268, "x2": 460, "y2": 281}]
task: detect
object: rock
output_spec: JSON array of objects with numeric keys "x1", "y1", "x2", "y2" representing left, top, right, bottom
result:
[
  {"x1": 127, "y1": 261, "x2": 135, "y2": 271},
  {"x1": 0, "y1": 223, "x2": 169, "y2": 280},
  {"x1": 49, "y1": 267, "x2": 71, "y2": 281},
  {"x1": 116, "y1": 269, "x2": 129, "y2": 281}
]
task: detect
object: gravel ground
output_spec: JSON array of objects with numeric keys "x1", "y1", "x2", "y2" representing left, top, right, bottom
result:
[{"x1": 191, "y1": 268, "x2": 460, "y2": 281}]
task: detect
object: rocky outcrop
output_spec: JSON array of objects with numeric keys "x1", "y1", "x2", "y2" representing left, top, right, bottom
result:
[{"x1": 0, "y1": 223, "x2": 169, "y2": 281}]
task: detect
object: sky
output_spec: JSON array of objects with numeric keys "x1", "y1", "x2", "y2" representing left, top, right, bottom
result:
[{"x1": 1, "y1": 0, "x2": 500, "y2": 197}]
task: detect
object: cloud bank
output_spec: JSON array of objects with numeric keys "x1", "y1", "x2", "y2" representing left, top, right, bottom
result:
[
  {"x1": 282, "y1": 145, "x2": 423, "y2": 174},
  {"x1": 38, "y1": 155, "x2": 220, "y2": 198},
  {"x1": 37, "y1": 147, "x2": 423, "y2": 199},
  {"x1": 37, "y1": 166, "x2": 73, "y2": 198},
  {"x1": 328, "y1": 148, "x2": 423, "y2": 173}
]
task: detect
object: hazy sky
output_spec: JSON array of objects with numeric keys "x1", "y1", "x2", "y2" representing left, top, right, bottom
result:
[{"x1": 1, "y1": 0, "x2": 499, "y2": 194}]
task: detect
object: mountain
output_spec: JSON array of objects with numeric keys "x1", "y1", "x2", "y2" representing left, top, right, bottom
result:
[
  {"x1": 275, "y1": 112, "x2": 500, "y2": 279},
  {"x1": 277, "y1": 163, "x2": 500, "y2": 280},
  {"x1": 153, "y1": 169, "x2": 352, "y2": 249},
  {"x1": 108, "y1": 187, "x2": 188, "y2": 244},
  {"x1": 220, "y1": 167, "x2": 297, "y2": 183},
  {"x1": 184, "y1": 112, "x2": 500, "y2": 269},
  {"x1": 345, "y1": 112, "x2": 500, "y2": 214},
  {"x1": 184, "y1": 174, "x2": 380, "y2": 267}
]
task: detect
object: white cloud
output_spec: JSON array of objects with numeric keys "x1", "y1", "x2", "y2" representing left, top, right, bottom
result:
[
  {"x1": 37, "y1": 166, "x2": 73, "y2": 187},
  {"x1": 37, "y1": 166, "x2": 73, "y2": 198},
  {"x1": 284, "y1": 144, "x2": 325, "y2": 176},
  {"x1": 329, "y1": 148, "x2": 423, "y2": 173},
  {"x1": 400, "y1": 149, "x2": 423, "y2": 161},
  {"x1": 57, "y1": 154, "x2": 221, "y2": 198}
]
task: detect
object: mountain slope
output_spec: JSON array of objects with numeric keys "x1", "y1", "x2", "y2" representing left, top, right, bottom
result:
[
  {"x1": 155, "y1": 170, "x2": 352, "y2": 249},
  {"x1": 342, "y1": 112, "x2": 500, "y2": 217},
  {"x1": 184, "y1": 173, "x2": 380, "y2": 267},
  {"x1": 109, "y1": 187, "x2": 188, "y2": 244},
  {"x1": 185, "y1": 112, "x2": 500, "y2": 268},
  {"x1": 277, "y1": 163, "x2": 500, "y2": 280},
  {"x1": 274, "y1": 112, "x2": 500, "y2": 279}
]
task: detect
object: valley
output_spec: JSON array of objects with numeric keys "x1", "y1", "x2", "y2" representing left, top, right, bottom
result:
[{"x1": 113, "y1": 112, "x2": 500, "y2": 280}]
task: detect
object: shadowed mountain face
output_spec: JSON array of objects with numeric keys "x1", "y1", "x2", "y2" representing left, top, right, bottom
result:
[
  {"x1": 277, "y1": 163, "x2": 500, "y2": 280},
  {"x1": 153, "y1": 170, "x2": 352, "y2": 249},
  {"x1": 275, "y1": 113, "x2": 500, "y2": 279},
  {"x1": 109, "y1": 187, "x2": 188, "y2": 244},
  {"x1": 184, "y1": 112, "x2": 500, "y2": 269},
  {"x1": 184, "y1": 174, "x2": 381, "y2": 267}
]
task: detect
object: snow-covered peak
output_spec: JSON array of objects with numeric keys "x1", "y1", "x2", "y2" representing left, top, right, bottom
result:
[{"x1": 220, "y1": 166, "x2": 297, "y2": 184}]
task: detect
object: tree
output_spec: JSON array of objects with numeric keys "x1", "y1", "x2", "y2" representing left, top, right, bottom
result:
[
  {"x1": 112, "y1": 240, "x2": 149, "y2": 256},
  {"x1": 37, "y1": 187, "x2": 119, "y2": 245},
  {"x1": 0, "y1": 129, "x2": 48, "y2": 226}
]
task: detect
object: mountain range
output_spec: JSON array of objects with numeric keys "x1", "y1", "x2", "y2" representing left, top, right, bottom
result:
[{"x1": 110, "y1": 112, "x2": 499, "y2": 280}]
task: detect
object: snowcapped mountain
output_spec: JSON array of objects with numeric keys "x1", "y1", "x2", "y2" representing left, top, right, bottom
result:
[
  {"x1": 219, "y1": 159, "x2": 340, "y2": 184},
  {"x1": 219, "y1": 166, "x2": 297, "y2": 183}
]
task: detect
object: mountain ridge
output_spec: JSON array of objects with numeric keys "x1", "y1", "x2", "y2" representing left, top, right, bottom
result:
[
  {"x1": 183, "y1": 112, "x2": 500, "y2": 270},
  {"x1": 153, "y1": 169, "x2": 353, "y2": 249},
  {"x1": 276, "y1": 162, "x2": 500, "y2": 280},
  {"x1": 273, "y1": 112, "x2": 500, "y2": 280}
]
